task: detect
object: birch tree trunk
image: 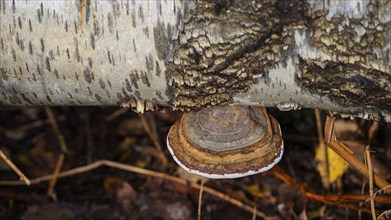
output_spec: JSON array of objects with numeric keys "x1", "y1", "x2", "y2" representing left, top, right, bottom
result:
[{"x1": 0, "y1": 0, "x2": 390, "y2": 121}]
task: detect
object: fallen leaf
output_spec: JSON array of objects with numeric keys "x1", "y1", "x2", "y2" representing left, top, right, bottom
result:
[
  {"x1": 315, "y1": 143, "x2": 349, "y2": 187},
  {"x1": 246, "y1": 184, "x2": 264, "y2": 199}
]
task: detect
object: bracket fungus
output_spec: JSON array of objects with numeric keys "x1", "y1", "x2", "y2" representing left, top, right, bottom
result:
[{"x1": 167, "y1": 105, "x2": 284, "y2": 179}]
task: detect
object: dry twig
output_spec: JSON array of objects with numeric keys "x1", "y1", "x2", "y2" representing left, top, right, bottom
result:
[
  {"x1": 315, "y1": 109, "x2": 330, "y2": 187},
  {"x1": 105, "y1": 108, "x2": 129, "y2": 122},
  {"x1": 271, "y1": 166, "x2": 391, "y2": 214},
  {"x1": 198, "y1": 180, "x2": 204, "y2": 220},
  {"x1": 139, "y1": 114, "x2": 168, "y2": 167},
  {"x1": 324, "y1": 115, "x2": 391, "y2": 194},
  {"x1": 365, "y1": 146, "x2": 377, "y2": 220},
  {"x1": 0, "y1": 149, "x2": 30, "y2": 185},
  {"x1": 47, "y1": 153, "x2": 65, "y2": 202},
  {"x1": 44, "y1": 107, "x2": 69, "y2": 154}
]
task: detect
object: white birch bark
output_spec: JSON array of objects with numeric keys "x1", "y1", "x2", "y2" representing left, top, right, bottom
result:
[{"x1": 0, "y1": 0, "x2": 390, "y2": 121}]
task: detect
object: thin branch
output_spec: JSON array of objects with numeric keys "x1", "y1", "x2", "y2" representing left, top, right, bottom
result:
[
  {"x1": 47, "y1": 153, "x2": 65, "y2": 202},
  {"x1": 138, "y1": 114, "x2": 168, "y2": 167},
  {"x1": 0, "y1": 149, "x2": 30, "y2": 185},
  {"x1": 328, "y1": 140, "x2": 390, "y2": 194},
  {"x1": 198, "y1": 180, "x2": 204, "y2": 220},
  {"x1": 105, "y1": 108, "x2": 129, "y2": 122},
  {"x1": 365, "y1": 146, "x2": 376, "y2": 220},
  {"x1": 271, "y1": 166, "x2": 390, "y2": 214},
  {"x1": 44, "y1": 107, "x2": 69, "y2": 154},
  {"x1": 315, "y1": 109, "x2": 329, "y2": 187}
]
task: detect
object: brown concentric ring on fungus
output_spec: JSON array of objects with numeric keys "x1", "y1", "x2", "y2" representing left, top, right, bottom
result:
[{"x1": 167, "y1": 105, "x2": 283, "y2": 179}]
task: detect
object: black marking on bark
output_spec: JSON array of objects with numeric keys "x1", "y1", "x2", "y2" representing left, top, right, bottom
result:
[
  {"x1": 49, "y1": 50, "x2": 54, "y2": 60},
  {"x1": 45, "y1": 57, "x2": 51, "y2": 72},
  {"x1": 87, "y1": 87, "x2": 93, "y2": 96},
  {"x1": 83, "y1": 67, "x2": 94, "y2": 83},
  {"x1": 117, "y1": 92, "x2": 124, "y2": 102},
  {"x1": 31, "y1": 92, "x2": 38, "y2": 99},
  {"x1": 99, "y1": 78, "x2": 106, "y2": 89},
  {"x1": 140, "y1": 71, "x2": 150, "y2": 87},
  {"x1": 37, "y1": 9, "x2": 41, "y2": 23},
  {"x1": 25, "y1": 63, "x2": 29, "y2": 72},
  {"x1": 107, "y1": 80, "x2": 112, "y2": 89},
  {"x1": 95, "y1": 94, "x2": 103, "y2": 103},
  {"x1": 130, "y1": 72, "x2": 139, "y2": 89},
  {"x1": 53, "y1": 69, "x2": 59, "y2": 79},
  {"x1": 13, "y1": 16, "x2": 16, "y2": 29},
  {"x1": 107, "y1": 13, "x2": 113, "y2": 33},
  {"x1": 40, "y1": 38, "x2": 45, "y2": 52},
  {"x1": 36, "y1": 65, "x2": 41, "y2": 76},
  {"x1": 19, "y1": 40, "x2": 24, "y2": 52},
  {"x1": 88, "y1": 58, "x2": 93, "y2": 68},
  {"x1": 75, "y1": 72, "x2": 79, "y2": 81},
  {"x1": 116, "y1": 30, "x2": 119, "y2": 41},
  {"x1": 28, "y1": 19, "x2": 32, "y2": 32},
  {"x1": 138, "y1": 5, "x2": 144, "y2": 23},
  {"x1": 143, "y1": 27, "x2": 149, "y2": 38},
  {"x1": 111, "y1": 54, "x2": 115, "y2": 66},
  {"x1": 18, "y1": 16, "x2": 22, "y2": 29},
  {"x1": 155, "y1": 91, "x2": 163, "y2": 100},
  {"x1": 11, "y1": 0, "x2": 15, "y2": 13},
  {"x1": 158, "y1": 1, "x2": 162, "y2": 16},
  {"x1": 0, "y1": 67, "x2": 8, "y2": 81},
  {"x1": 145, "y1": 54, "x2": 154, "y2": 71},
  {"x1": 46, "y1": 95, "x2": 52, "y2": 103},
  {"x1": 56, "y1": 45, "x2": 60, "y2": 56},
  {"x1": 126, "y1": 0, "x2": 130, "y2": 15},
  {"x1": 125, "y1": 79, "x2": 132, "y2": 92},
  {"x1": 132, "y1": 38, "x2": 136, "y2": 52},
  {"x1": 155, "y1": 61, "x2": 161, "y2": 76},
  {"x1": 75, "y1": 41, "x2": 80, "y2": 62},
  {"x1": 66, "y1": 48, "x2": 70, "y2": 59},
  {"x1": 21, "y1": 93, "x2": 32, "y2": 104},
  {"x1": 107, "y1": 50, "x2": 112, "y2": 64},
  {"x1": 93, "y1": 17, "x2": 100, "y2": 36},
  {"x1": 40, "y1": 2, "x2": 43, "y2": 16},
  {"x1": 131, "y1": 8, "x2": 136, "y2": 27},
  {"x1": 15, "y1": 32, "x2": 19, "y2": 46},
  {"x1": 153, "y1": 18, "x2": 169, "y2": 60},
  {"x1": 32, "y1": 73, "x2": 37, "y2": 82},
  {"x1": 1, "y1": 38, "x2": 3, "y2": 52},
  {"x1": 9, "y1": 96, "x2": 22, "y2": 105},
  {"x1": 11, "y1": 48, "x2": 16, "y2": 61},
  {"x1": 74, "y1": 21, "x2": 78, "y2": 34},
  {"x1": 67, "y1": 92, "x2": 73, "y2": 99},
  {"x1": 56, "y1": 13, "x2": 59, "y2": 26},
  {"x1": 28, "y1": 41, "x2": 33, "y2": 55},
  {"x1": 90, "y1": 33, "x2": 95, "y2": 49},
  {"x1": 18, "y1": 66, "x2": 22, "y2": 75},
  {"x1": 65, "y1": 20, "x2": 68, "y2": 32},
  {"x1": 85, "y1": 0, "x2": 91, "y2": 23}
]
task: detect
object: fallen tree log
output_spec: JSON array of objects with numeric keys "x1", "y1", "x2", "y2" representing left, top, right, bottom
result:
[{"x1": 0, "y1": 0, "x2": 390, "y2": 121}]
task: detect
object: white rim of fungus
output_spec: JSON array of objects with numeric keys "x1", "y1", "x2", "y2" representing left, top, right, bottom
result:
[{"x1": 166, "y1": 124, "x2": 284, "y2": 179}]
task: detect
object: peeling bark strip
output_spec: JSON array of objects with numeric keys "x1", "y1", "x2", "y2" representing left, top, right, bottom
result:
[{"x1": 0, "y1": 0, "x2": 390, "y2": 122}]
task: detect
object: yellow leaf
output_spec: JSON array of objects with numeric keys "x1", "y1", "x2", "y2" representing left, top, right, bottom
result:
[
  {"x1": 308, "y1": 205, "x2": 327, "y2": 219},
  {"x1": 246, "y1": 184, "x2": 264, "y2": 199},
  {"x1": 134, "y1": 160, "x2": 147, "y2": 168},
  {"x1": 315, "y1": 143, "x2": 349, "y2": 187}
]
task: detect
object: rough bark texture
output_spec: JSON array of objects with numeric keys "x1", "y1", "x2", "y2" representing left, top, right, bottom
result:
[{"x1": 0, "y1": 0, "x2": 390, "y2": 121}]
